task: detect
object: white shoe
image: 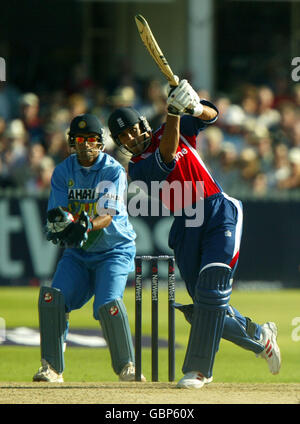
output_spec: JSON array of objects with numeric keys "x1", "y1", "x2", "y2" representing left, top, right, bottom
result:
[
  {"x1": 257, "y1": 322, "x2": 281, "y2": 375},
  {"x1": 33, "y1": 359, "x2": 64, "y2": 383},
  {"x1": 176, "y1": 371, "x2": 213, "y2": 389},
  {"x1": 119, "y1": 362, "x2": 146, "y2": 382}
]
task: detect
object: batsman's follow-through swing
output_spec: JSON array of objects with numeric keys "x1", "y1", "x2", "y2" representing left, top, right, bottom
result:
[{"x1": 106, "y1": 14, "x2": 282, "y2": 389}]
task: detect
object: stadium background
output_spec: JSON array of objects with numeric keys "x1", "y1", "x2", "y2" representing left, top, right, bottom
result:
[{"x1": 0, "y1": 0, "x2": 300, "y2": 289}]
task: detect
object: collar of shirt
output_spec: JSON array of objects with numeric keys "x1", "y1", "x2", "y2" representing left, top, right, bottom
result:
[{"x1": 73, "y1": 152, "x2": 104, "y2": 172}]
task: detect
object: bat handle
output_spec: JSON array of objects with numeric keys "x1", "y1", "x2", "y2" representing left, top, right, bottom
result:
[{"x1": 169, "y1": 75, "x2": 179, "y2": 87}]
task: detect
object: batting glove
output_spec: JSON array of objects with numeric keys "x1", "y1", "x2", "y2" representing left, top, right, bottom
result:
[
  {"x1": 166, "y1": 75, "x2": 180, "y2": 96},
  {"x1": 167, "y1": 79, "x2": 204, "y2": 117},
  {"x1": 185, "y1": 89, "x2": 204, "y2": 117}
]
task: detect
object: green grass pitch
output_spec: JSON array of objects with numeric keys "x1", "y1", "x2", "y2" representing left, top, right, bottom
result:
[{"x1": 0, "y1": 286, "x2": 299, "y2": 383}]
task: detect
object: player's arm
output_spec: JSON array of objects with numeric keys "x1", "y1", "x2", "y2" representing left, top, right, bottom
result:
[
  {"x1": 159, "y1": 78, "x2": 203, "y2": 163},
  {"x1": 90, "y1": 213, "x2": 113, "y2": 230},
  {"x1": 158, "y1": 114, "x2": 180, "y2": 163},
  {"x1": 196, "y1": 103, "x2": 218, "y2": 121}
]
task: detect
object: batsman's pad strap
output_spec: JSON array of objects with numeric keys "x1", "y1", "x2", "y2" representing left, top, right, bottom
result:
[
  {"x1": 174, "y1": 303, "x2": 193, "y2": 324},
  {"x1": 98, "y1": 299, "x2": 134, "y2": 375},
  {"x1": 175, "y1": 302, "x2": 264, "y2": 355},
  {"x1": 38, "y1": 287, "x2": 66, "y2": 374},
  {"x1": 223, "y1": 307, "x2": 264, "y2": 354}
]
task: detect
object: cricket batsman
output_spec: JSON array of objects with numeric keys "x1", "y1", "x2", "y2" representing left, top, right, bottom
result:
[
  {"x1": 33, "y1": 113, "x2": 145, "y2": 383},
  {"x1": 107, "y1": 78, "x2": 281, "y2": 389}
]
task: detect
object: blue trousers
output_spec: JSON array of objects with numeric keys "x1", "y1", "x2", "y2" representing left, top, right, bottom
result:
[
  {"x1": 52, "y1": 244, "x2": 136, "y2": 321},
  {"x1": 169, "y1": 193, "x2": 262, "y2": 347}
]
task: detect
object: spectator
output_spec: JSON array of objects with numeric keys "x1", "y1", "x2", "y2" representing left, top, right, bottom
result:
[
  {"x1": 20, "y1": 93, "x2": 44, "y2": 145},
  {"x1": 108, "y1": 85, "x2": 137, "y2": 110},
  {"x1": 270, "y1": 102, "x2": 298, "y2": 146},
  {"x1": 139, "y1": 78, "x2": 167, "y2": 128},
  {"x1": 68, "y1": 93, "x2": 88, "y2": 118},
  {"x1": 238, "y1": 147, "x2": 261, "y2": 193},
  {"x1": 3, "y1": 119, "x2": 28, "y2": 186},
  {"x1": 26, "y1": 155, "x2": 55, "y2": 194},
  {"x1": 239, "y1": 85, "x2": 259, "y2": 119},
  {"x1": 252, "y1": 172, "x2": 268, "y2": 197},
  {"x1": 0, "y1": 82, "x2": 20, "y2": 121},
  {"x1": 247, "y1": 125, "x2": 274, "y2": 174},
  {"x1": 277, "y1": 147, "x2": 300, "y2": 191},
  {"x1": 256, "y1": 85, "x2": 281, "y2": 129},
  {"x1": 200, "y1": 126, "x2": 224, "y2": 171},
  {"x1": 13, "y1": 143, "x2": 47, "y2": 190},
  {"x1": 267, "y1": 143, "x2": 290, "y2": 189},
  {"x1": 219, "y1": 104, "x2": 246, "y2": 152},
  {"x1": 91, "y1": 87, "x2": 111, "y2": 125},
  {"x1": 46, "y1": 130, "x2": 69, "y2": 165},
  {"x1": 290, "y1": 119, "x2": 300, "y2": 148},
  {"x1": 215, "y1": 142, "x2": 240, "y2": 195},
  {"x1": 214, "y1": 95, "x2": 231, "y2": 127}
]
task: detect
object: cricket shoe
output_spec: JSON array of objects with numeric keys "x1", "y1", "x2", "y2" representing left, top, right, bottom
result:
[
  {"x1": 33, "y1": 359, "x2": 64, "y2": 383},
  {"x1": 176, "y1": 372, "x2": 213, "y2": 389},
  {"x1": 119, "y1": 362, "x2": 146, "y2": 382},
  {"x1": 257, "y1": 322, "x2": 281, "y2": 375}
]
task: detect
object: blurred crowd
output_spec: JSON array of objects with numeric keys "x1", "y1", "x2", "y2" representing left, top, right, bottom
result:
[{"x1": 1, "y1": 65, "x2": 300, "y2": 199}]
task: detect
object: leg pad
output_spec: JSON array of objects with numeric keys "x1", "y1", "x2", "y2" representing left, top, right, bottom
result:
[
  {"x1": 38, "y1": 287, "x2": 66, "y2": 374},
  {"x1": 98, "y1": 298, "x2": 134, "y2": 375},
  {"x1": 182, "y1": 266, "x2": 232, "y2": 378}
]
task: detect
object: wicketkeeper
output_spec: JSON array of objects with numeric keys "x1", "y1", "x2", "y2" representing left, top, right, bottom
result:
[
  {"x1": 33, "y1": 113, "x2": 145, "y2": 383},
  {"x1": 107, "y1": 77, "x2": 281, "y2": 389}
]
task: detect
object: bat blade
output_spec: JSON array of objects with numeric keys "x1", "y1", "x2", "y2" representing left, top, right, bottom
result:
[{"x1": 135, "y1": 14, "x2": 178, "y2": 86}]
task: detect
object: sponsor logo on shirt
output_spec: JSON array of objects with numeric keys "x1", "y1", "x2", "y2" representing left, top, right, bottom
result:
[
  {"x1": 174, "y1": 148, "x2": 188, "y2": 162},
  {"x1": 102, "y1": 192, "x2": 121, "y2": 201},
  {"x1": 68, "y1": 188, "x2": 96, "y2": 200}
]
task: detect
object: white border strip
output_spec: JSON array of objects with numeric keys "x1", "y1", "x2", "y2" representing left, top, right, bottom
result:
[
  {"x1": 200, "y1": 262, "x2": 232, "y2": 273},
  {"x1": 222, "y1": 192, "x2": 243, "y2": 258}
]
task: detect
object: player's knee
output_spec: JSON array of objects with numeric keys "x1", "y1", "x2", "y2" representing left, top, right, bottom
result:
[
  {"x1": 194, "y1": 265, "x2": 232, "y2": 310},
  {"x1": 94, "y1": 297, "x2": 122, "y2": 320}
]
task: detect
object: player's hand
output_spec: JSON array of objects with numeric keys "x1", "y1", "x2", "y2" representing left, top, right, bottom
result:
[
  {"x1": 62, "y1": 211, "x2": 93, "y2": 248},
  {"x1": 46, "y1": 207, "x2": 74, "y2": 246},
  {"x1": 166, "y1": 75, "x2": 179, "y2": 96},
  {"x1": 167, "y1": 79, "x2": 203, "y2": 117},
  {"x1": 184, "y1": 88, "x2": 204, "y2": 117}
]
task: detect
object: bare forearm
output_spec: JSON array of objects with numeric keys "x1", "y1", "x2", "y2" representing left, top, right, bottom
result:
[
  {"x1": 196, "y1": 104, "x2": 218, "y2": 121},
  {"x1": 158, "y1": 114, "x2": 180, "y2": 163},
  {"x1": 91, "y1": 214, "x2": 113, "y2": 231}
]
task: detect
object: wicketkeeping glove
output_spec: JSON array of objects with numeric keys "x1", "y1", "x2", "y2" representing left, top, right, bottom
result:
[
  {"x1": 46, "y1": 207, "x2": 75, "y2": 247},
  {"x1": 61, "y1": 211, "x2": 93, "y2": 248}
]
